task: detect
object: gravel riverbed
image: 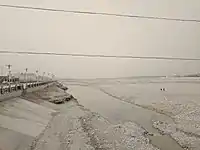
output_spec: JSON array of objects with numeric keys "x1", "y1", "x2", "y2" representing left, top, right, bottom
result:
[
  {"x1": 26, "y1": 85, "x2": 158, "y2": 150},
  {"x1": 98, "y1": 79, "x2": 200, "y2": 150},
  {"x1": 14, "y1": 84, "x2": 158, "y2": 150}
]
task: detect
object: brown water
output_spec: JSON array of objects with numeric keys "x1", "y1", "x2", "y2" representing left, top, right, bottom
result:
[{"x1": 67, "y1": 84, "x2": 184, "y2": 150}]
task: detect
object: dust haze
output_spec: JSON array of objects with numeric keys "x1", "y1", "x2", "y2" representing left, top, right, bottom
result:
[{"x1": 0, "y1": 0, "x2": 200, "y2": 78}]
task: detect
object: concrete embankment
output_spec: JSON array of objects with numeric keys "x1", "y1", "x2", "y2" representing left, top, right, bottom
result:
[
  {"x1": 0, "y1": 83, "x2": 58, "y2": 150},
  {"x1": 0, "y1": 97, "x2": 56, "y2": 150}
]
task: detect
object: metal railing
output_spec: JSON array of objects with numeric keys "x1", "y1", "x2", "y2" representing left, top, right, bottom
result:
[{"x1": 0, "y1": 81, "x2": 54, "y2": 95}]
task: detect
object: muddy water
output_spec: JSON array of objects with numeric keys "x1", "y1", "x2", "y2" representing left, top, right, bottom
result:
[{"x1": 67, "y1": 85, "x2": 183, "y2": 150}]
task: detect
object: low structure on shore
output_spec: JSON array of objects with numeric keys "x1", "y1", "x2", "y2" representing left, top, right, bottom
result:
[{"x1": 27, "y1": 83, "x2": 74, "y2": 104}]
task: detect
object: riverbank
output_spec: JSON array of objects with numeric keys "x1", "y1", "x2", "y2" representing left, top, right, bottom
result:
[
  {"x1": 0, "y1": 83, "x2": 159, "y2": 150},
  {"x1": 26, "y1": 84, "x2": 159, "y2": 150}
]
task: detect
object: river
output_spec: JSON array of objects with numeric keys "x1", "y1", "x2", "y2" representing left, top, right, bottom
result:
[{"x1": 66, "y1": 81, "x2": 185, "y2": 150}]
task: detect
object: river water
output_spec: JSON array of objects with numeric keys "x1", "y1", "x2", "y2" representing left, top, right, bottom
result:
[{"x1": 66, "y1": 81, "x2": 184, "y2": 150}]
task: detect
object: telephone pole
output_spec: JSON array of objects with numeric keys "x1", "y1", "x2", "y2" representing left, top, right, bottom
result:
[
  {"x1": 48, "y1": 73, "x2": 50, "y2": 81},
  {"x1": 43, "y1": 72, "x2": 45, "y2": 81},
  {"x1": 6, "y1": 64, "x2": 12, "y2": 82},
  {"x1": 25, "y1": 68, "x2": 28, "y2": 84},
  {"x1": 36, "y1": 70, "x2": 39, "y2": 83}
]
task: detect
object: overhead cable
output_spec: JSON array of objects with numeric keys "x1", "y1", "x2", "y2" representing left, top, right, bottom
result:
[
  {"x1": 0, "y1": 50, "x2": 200, "y2": 61},
  {"x1": 0, "y1": 4, "x2": 200, "y2": 23}
]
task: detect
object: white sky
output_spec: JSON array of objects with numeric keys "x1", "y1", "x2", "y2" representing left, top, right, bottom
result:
[{"x1": 0, "y1": 0, "x2": 200, "y2": 78}]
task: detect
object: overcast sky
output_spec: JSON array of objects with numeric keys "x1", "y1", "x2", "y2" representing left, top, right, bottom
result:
[{"x1": 0, "y1": 0, "x2": 200, "y2": 78}]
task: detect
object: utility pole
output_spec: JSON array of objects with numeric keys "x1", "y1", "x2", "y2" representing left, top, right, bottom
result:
[
  {"x1": 6, "y1": 64, "x2": 12, "y2": 82},
  {"x1": 43, "y1": 72, "x2": 45, "y2": 81},
  {"x1": 6, "y1": 64, "x2": 12, "y2": 92},
  {"x1": 25, "y1": 68, "x2": 28, "y2": 84},
  {"x1": 48, "y1": 73, "x2": 50, "y2": 81},
  {"x1": 36, "y1": 70, "x2": 39, "y2": 83}
]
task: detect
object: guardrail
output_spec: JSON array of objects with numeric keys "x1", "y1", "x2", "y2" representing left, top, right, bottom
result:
[{"x1": 0, "y1": 81, "x2": 54, "y2": 95}]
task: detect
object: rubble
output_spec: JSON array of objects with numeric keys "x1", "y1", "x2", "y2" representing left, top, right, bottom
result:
[
  {"x1": 104, "y1": 122, "x2": 159, "y2": 150},
  {"x1": 153, "y1": 121, "x2": 200, "y2": 150},
  {"x1": 48, "y1": 94, "x2": 74, "y2": 104},
  {"x1": 99, "y1": 80, "x2": 200, "y2": 150},
  {"x1": 56, "y1": 82, "x2": 68, "y2": 91},
  {"x1": 25, "y1": 83, "x2": 74, "y2": 104},
  {"x1": 49, "y1": 97, "x2": 65, "y2": 104}
]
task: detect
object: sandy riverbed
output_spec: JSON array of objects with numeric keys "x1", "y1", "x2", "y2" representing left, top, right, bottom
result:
[
  {"x1": 1, "y1": 77, "x2": 199, "y2": 150},
  {"x1": 96, "y1": 78, "x2": 200, "y2": 150},
  {"x1": 0, "y1": 84, "x2": 159, "y2": 150},
  {"x1": 27, "y1": 85, "x2": 159, "y2": 150}
]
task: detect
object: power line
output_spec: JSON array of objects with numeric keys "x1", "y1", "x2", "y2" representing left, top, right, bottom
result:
[
  {"x1": 0, "y1": 4, "x2": 200, "y2": 23},
  {"x1": 0, "y1": 50, "x2": 200, "y2": 61}
]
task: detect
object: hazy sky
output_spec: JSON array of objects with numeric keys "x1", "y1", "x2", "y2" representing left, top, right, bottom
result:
[{"x1": 0, "y1": 0, "x2": 200, "y2": 78}]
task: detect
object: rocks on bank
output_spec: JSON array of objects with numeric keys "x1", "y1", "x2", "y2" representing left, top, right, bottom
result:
[
  {"x1": 24, "y1": 82, "x2": 74, "y2": 104},
  {"x1": 56, "y1": 82, "x2": 68, "y2": 91}
]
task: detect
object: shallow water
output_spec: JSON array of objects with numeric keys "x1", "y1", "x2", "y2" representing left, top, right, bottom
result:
[{"x1": 67, "y1": 84, "x2": 183, "y2": 150}]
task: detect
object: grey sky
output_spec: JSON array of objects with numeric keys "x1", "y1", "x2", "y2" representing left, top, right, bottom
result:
[{"x1": 0, "y1": 0, "x2": 200, "y2": 78}]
